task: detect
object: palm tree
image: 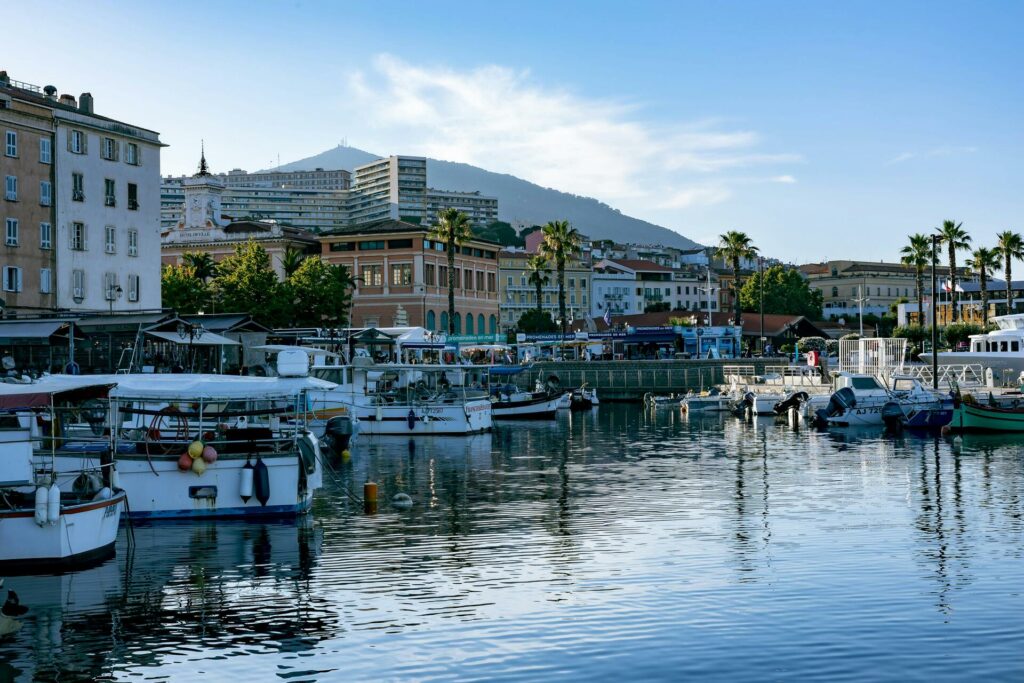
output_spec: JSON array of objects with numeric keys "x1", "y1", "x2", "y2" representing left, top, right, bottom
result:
[
  {"x1": 715, "y1": 231, "x2": 759, "y2": 325},
  {"x1": 900, "y1": 234, "x2": 931, "y2": 325},
  {"x1": 539, "y1": 220, "x2": 583, "y2": 338},
  {"x1": 994, "y1": 230, "x2": 1024, "y2": 315},
  {"x1": 281, "y1": 247, "x2": 309, "y2": 279},
  {"x1": 937, "y1": 220, "x2": 970, "y2": 322},
  {"x1": 524, "y1": 254, "x2": 551, "y2": 315},
  {"x1": 181, "y1": 251, "x2": 216, "y2": 282},
  {"x1": 966, "y1": 246, "x2": 1000, "y2": 327},
  {"x1": 429, "y1": 208, "x2": 473, "y2": 334}
]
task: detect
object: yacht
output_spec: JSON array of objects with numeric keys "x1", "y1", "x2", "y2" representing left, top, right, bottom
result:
[{"x1": 930, "y1": 313, "x2": 1024, "y2": 375}]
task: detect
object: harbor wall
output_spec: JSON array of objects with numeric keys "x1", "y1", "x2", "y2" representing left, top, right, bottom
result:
[{"x1": 503, "y1": 359, "x2": 781, "y2": 401}]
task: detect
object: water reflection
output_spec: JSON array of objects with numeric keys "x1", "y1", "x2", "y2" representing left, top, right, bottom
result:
[{"x1": 2, "y1": 405, "x2": 1024, "y2": 681}]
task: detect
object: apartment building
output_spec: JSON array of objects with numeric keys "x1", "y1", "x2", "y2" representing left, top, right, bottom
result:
[
  {"x1": 0, "y1": 73, "x2": 163, "y2": 313},
  {"x1": 0, "y1": 78, "x2": 56, "y2": 312},
  {"x1": 590, "y1": 259, "x2": 675, "y2": 317},
  {"x1": 165, "y1": 167, "x2": 351, "y2": 191},
  {"x1": 426, "y1": 189, "x2": 498, "y2": 228},
  {"x1": 320, "y1": 220, "x2": 500, "y2": 333},
  {"x1": 350, "y1": 156, "x2": 428, "y2": 225},
  {"x1": 498, "y1": 247, "x2": 591, "y2": 331}
]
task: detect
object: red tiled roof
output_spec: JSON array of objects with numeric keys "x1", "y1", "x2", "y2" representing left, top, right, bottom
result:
[{"x1": 603, "y1": 259, "x2": 672, "y2": 273}]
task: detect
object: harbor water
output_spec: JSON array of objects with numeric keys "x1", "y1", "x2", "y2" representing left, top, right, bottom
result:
[{"x1": 3, "y1": 405, "x2": 1024, "y2": 681}]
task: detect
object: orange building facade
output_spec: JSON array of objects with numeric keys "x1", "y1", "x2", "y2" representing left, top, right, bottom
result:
[{"x1": 320, "y1": 220, "x2": 500, "y2": 334}]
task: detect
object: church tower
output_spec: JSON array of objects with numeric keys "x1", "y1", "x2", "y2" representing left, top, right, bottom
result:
[{"x1": 180, "y1": 143, "x2": 227, "y2": 231}]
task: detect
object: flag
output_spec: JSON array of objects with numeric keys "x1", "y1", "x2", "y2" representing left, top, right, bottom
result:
[
  {"x1": 603, "y1": 308, "x2": 612, "y2": 326},
  {"x1": 944, "y1": 280, "x2": 965, "y2": 293}
]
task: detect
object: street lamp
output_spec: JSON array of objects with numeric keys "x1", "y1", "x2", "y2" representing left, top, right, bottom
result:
[
  {"x1": 758, "y1": 256, "x2": 765, "y2": 354},
  {"x1": 930, "y1": 234, "x2": 941, "y2": 390},
  {"x1": 106, "y1": 284, "x2": 123, "y2": 315},
  {"x1": 177, "y1": 320, "x2": 205, "y2": 372}
]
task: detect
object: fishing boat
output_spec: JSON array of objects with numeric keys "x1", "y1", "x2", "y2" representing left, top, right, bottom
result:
[
  {"x1": 490, "y1": 387, "x2": 564, "y2": 419},
  {"x1": 949, "y1": 394, "x2": 1024, "y2": 432},
  {"x1": 0, "y1": 383, "x2": 125, "y2": 571},
  {"x1": 680, "y1": 388, "x2": 734, "y2": 413},
  {"x1": 814, "y1": 373, "x2": 945, "y2": 427},
  {"x1": 569, "y1": 384, "x2": 599, "y2": 410}
]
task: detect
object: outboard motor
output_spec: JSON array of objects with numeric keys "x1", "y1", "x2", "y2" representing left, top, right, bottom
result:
[
  {"x1": 773, "y1": 391, "x2": 809, "y2": 415},
  {"x1": 323, "y1": 415, "x2": 354, "y2": 454},
  {"x1": 731, "y1": 391, "x2": 755, "y2": 417},
  {"x1": 813, "y1": 387, "x2": 857, "y2": 428},
  {"x1": 881, "y1": 401, "x2": 904, "y2": 433}
]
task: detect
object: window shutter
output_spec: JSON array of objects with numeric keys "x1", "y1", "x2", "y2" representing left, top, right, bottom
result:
[
  {"x1": 66, "y1": 129, "x2": 72, "y2": 151},
  {"x1": 115, "y1": 140, "x2": 120, "y2": 161},
  {"x1": 82, "y1": 224, "x2": 88, "y2": 250},
  {"x1": 135, "y1": 144, "x2": 141, "y2": 165},
  {"x1": 81, "y1": 133, "x2": 87, "y2": 154},
  {"x1": 16, "y1": 268, "x2": 22, "y2": 293}
]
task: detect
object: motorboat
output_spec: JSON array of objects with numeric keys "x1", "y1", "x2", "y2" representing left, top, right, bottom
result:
[
  {"x1": 0, "y1": 382, "x2": 125, "y2": 571},
  {"x1": 681, "y1": 388, "x2": 734, "y2": 413},
  {"x1": 813, "y1": 373, "x2": 946, "y2": 428},
  {"x1": 490, "y1": 386, "x2": 564, "y2": 419},
  {"x1": 929, "y1": 313, "x2": 1024, "y2": 375},
  {"x1": 644, "y1": 393, "x2": 681, "y2": 408},
  {"x1": 569, "y1": 384, "x2": 599, "y2": 410}
]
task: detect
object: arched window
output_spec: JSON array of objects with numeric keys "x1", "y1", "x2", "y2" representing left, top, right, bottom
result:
[
  {"x1": 440, "y1": 311, "x2": 449, "y2": 332},
  {"x1": 831, "y1": 286, "x2": 838, "y2": 297},
  {"x1": 478, "y1": 314, "x2": 485, "y2": 335},
  {"x1": 426, "y1": 310, "x2": 436, "y2": 330},
  {"x1": 465, "y1": 314, "x2": 474, "y2": 334},
  {"x1": 453, "y1": 313, "x2": 462, "y2": 334},
  {"x1": 489, "y1": 315, "x2": 497, "y2": 334}
]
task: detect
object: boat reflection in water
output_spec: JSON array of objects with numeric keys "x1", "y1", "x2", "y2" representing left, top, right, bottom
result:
[{"x1": 0, "y1": 520, "x2": 325, "y2": 682}]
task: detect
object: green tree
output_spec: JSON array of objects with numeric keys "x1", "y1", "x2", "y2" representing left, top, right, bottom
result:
[
  {"x1": 994, "y1": 230, "x2": 1024, "y2": 314},
  {"x1": 937, "y1": 219, "x2": 971, "y2": 322},
  {"x1": 716, "y1": 231, "x2": 759, "y2": 324},
  {"x1": 900, "y1": 233, "x2": 931, "y2": 325},
  {"x1": 287, "y1": 258, "x2": 354, "y2": 327},
  {"x1": 943, "y1": 322, "x2": 984, "y2": 349},
  {"x1": 539, "y1": 220, "x2": 583, "y2": 338},
  {"x1": 280, "y1": 246, "x2": 310, "y2": 279},
  {"x1": 181, "y1": 252, "x2": 217, "y2": 283},
  {"x1": 524, "y1": 254, "x2": 551, "y2": 315},
  {"x1": 161, "y1": 264, "x2": 208, "y2": 314},
  {"x1": 474, "y1": 221, "x2": 524, "y2": 247},
  {"x1": 429, "y1": 208, "x2": 473, "y2": 334},
  {"x1": 210, "y1": 240, "x2": 282, "y2": 324},
  {"x1": 966, "y1": 246, "x2": 999, "y2": 326},
  {"x1": 516, "y1": 309, "x2": 558, "y2": 333},
  {"x1": 738, "y1": 264, "x2": 823, "y2": 319}
]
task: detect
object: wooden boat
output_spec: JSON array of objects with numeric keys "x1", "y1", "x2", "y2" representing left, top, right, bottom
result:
[{"x1": 951, "y1": 398, "x2": 1024, "y2": 432}]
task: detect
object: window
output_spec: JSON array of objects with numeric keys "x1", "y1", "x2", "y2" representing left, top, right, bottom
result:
[
  {"x1": 466, "y1": 314, "x2": 474, "y2": 334},
  {"x1": 358, "y1": 240, "x2": 385, "y2": 250},
  {"x1": 39, "y1": 222, "x2": 51, "y2": 249},
  {"x1": 125, "y1": 142, "x2": 138, "y2": 165},
  {"x1": 72, "y1": 269, "x2": 85, "y2": 299},
  {"x1": 581, "y1": 279, "x2": 587, "y2": 290},
  {"x1": 487, "y1": 273, "x2": 496, "y2": 292},
  {"x1": 831, "y1": 286, "x2": 838, "y2": 297},
  {"x1": 72, "y1": 173, "x2": 84, "y2": 201},
  {"x1": 127, "y1": 183, "x2": 138, "y2": 210},
  {"x1": 387, "y1": 239, "x2": 413, "y2": 249},
  {"x1": 40, "y1": 268, "x2": 51, "y2": 294},
  {"x1": 127, "y1": 229, "x2": 138, "y2": 256},
  {"x1": 390, "y1": 263, "x2": 412, "y2": 286},
  {"x1": 568, "y1": 278, "x2": 575, "y2": 289},
  {"x1": 5, "y1": 175, "x2": 16, "y2": 201},
  {"x1": 360, "y1": 264, "x2": 383, "y2": 286},
  {"x1": 520, "y1": 276, "x2": 526, "y2": 287},
  {"x1": 426, "y1": 310, "x2": 436, "y2": 330},
  {"x1": 69, "y1": 129, "x2": 85, "y2": 154},
  {"x1": 464, "y1": 269, "x2": 472, "y2": 289},
  {"x1": 105, "y1": 179, "x2": 116, "y2": 206},
  {"x1": 5, "y1": 218, "x2": 18, "y2": 246},
  {"x1": 570, "y1": 293, "x2": 577, "y2": 305},
  {"x1": 127, "y1": 273, "x2": 139, "y2": 302},
  {"x1": 439, "y1": 266, "x2": 447, "y2": 286},
  {"x1": 71, "y1": 222, "x2": 86, "y2": 251},
  {"x1": 104, "y1": 272, "x2": 119, "y2": 300},
  {"x1": 105, "y1": 225, "x2": 116, "y2": 254},
  {"x1": 478, "y1": 314, "x2": 485, "y2": 335},
  {"x1": 102, "y1": 137, "x2": 118, "y2": 161},
  {"x1": 425, "y1": 263, "x2": 436, "y2": 286},
  {"x1": 328, "y1": 241, "x2": 354, "y2": 252},
  {"x1": 5, "y1": 130, "x2": 16, "y2": 157},
  {"x1": 40, "y1": 181, "x2": 51, "y2": 206},
  {"x1": 507, "y1": 275, "x2": 513, "y2": 287},
  {"x1": 39, "y1": 138, "x2": 51, "y2": 164},
  {"x1": 476, "y1": 271, "x2": 483, "y2": 291},
  {"x1": 440, "y1": 311, "x2": 449, "y2": 332},
  {"x1": 3, "y1": 266, "x2": 21, "y2": 292}
]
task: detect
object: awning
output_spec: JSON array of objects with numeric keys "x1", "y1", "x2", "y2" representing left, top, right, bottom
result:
[
  {"x1": 623, "y1": 333, "x2": 677, "y2": 343},
  {"x1": 0, "y1": 320, "x2": 71, "y2": 342},
  {"x1": 0, "y1": 382, "x2": 114, "y2": 411},
  {"x1": 146, "y1": 330, "x2": 240, "y2": 346}
]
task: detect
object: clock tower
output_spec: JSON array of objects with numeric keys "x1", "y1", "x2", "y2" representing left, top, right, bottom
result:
[{"x1": 179, "y1": 143, "x2": 227, "y2": 232}]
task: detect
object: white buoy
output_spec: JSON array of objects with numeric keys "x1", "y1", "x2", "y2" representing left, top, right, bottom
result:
[
  {"x1": 239, "y1": 465, "x2": 254, "y2": 501},
  {"x1": 392, "y1": 493, "x2": 413, "y2": 509},
  {"x1": 788, "y1": 405, "x2": 799, "y2": 428},
  {"x1": 34, "y1": 485, "x2": 48, "y2": 526},
  {"x1": 110, "y1": 466, "x2": 120, "y2": 490},
  {"x1": 92, "y1": 487, "x2": 112, "y2": 501},
  {"x1": 953, "y1": 435, "x2": 963, "y2": 453},
  {"x1": 376, "y1": 404, "x2": 383, "y2": 423},
  {"x1": 47, "y1": 481, "x2": 61, "y2": 526}
]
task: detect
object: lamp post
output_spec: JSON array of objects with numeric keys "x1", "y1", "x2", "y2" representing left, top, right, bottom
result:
[
  {"x1": 177, "y1": 320, "x2": 205, "y2": 372},
  {"x1": 758, "y1": 257, "x2": 765, "y2": 355},
  {"x1": 106, "y1": 284, "x2": 123, "y2": 316},
  {"x1": 930, "y1": 234, "x2": 941, "y2": 390}
]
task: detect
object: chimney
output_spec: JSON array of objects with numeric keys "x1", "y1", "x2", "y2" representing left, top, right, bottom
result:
[
  {"x1": 79, "y1": 92, "x2": 93, "y2": 114},
  {"x1": 43, "y1": 85, "x2": 57, "y2": 100},
  {"x1": 59, "y1": 94, "x2": 76, "y2": 108},
  {"x1": 0, "y1": 71, "x2": 9, "y2": 86}
]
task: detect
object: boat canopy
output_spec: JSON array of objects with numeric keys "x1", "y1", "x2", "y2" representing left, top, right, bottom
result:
[
  {"x1": 0, "y1": 381, "x2": 114, "y2": 412},
  {"x1": 41, "y1": 374, "x2": 336, "y2": 401},
  {"x1": 251, "y1": 344, "x2": 343, "y2": 358}
]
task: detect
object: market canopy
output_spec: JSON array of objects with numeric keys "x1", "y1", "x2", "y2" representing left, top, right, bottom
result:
[
  {"x1": 146, "y1": 330, "x2": 240, "y2": 346},
  {"x1": 0, "y1": 320, "x2": 82, "y2": 344}
]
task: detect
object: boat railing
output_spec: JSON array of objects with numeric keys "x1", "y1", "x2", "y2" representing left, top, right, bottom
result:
[
  {"x1": 902, "y1": 363, "x2": 986, "y2": 389},
  {"x1": 724, "y1": 364, "x2": 826, "y2": 389}
]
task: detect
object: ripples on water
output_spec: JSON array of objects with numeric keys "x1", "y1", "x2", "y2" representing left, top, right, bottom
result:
[{"x1": 2, "y1": 406, "x2": 1024, "y2": 681}]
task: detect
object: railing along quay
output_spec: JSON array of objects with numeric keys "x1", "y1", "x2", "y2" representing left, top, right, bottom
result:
[{"x1": 506, "y1": 359, "x2": 778, "y2": 401}]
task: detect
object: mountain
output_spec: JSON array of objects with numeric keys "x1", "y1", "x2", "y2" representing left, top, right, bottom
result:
[{"x1": 273, "y1": 145, "x2": 701, "y2": 249}]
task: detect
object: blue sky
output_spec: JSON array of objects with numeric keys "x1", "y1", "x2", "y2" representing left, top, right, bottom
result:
[{"x1": 6, "y1": 0, "x2": 1022, "y2": 261}]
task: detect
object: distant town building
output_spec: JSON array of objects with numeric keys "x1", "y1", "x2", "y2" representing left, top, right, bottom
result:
[
  {"x1": 1, "y1": 72, "x2": 163, "y2": 313},
  {"x1": 319, "y1": 219, "x2": 500, "y2": 333},
  {"x1": 498, "y1": 246, "x2": 591, "y2": 331},
  {"x1": 591, "y1": 259, "x2": 676, "y2": 317},
  {"x1": 800, "y1": 260, "x2": 955, "y2": 319}
]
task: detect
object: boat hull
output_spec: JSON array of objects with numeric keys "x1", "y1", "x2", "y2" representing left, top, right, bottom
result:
[
  {"x1": 492, "y1": 394, "x2": 562, "y2": 419},
  {"x1": 951, "y1": 401, "x2": 1024, "y2": 432},
  {"x1": 0, "y1": 491, "x2": 124, "y2": 572}
]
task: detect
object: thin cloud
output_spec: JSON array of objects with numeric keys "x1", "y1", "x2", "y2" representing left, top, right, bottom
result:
[
  {"x1": 342, "y1": 54, "x2": 798, "y2": 214},
  {"x1": 887, "y1": 146, "x2": 977, "y2": 165}
]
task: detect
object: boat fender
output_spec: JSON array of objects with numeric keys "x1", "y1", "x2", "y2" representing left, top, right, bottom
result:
[
  {"x1": 34, "y1": 486, "x2": 48, "y2": 526},
  {"x1": 297, "y1": 437, "x2": 317, "y2": 475},
  {"x1": 92, "y1": 486, "x2": 112, "y2": 501},
  {"x1": 407, "y1": 410, "x2": 416, "y2": 430},
  {"x1": 47, "y1": 482, "x2": 60, "y2": 526},
  {"x1": 254, "y1": 457, "x2": 270, "y2": 506},
  {"x1": 239, "y1": 459, "x2": 254, "y2": 503},
  {"x1": 110, "y1": 466, "x2": 120, "y2": 490},
  {"x1": 202, "y1": 445, "x2": 218, "y2": 464},
  {"x1": 177, "y1": 452, "x2": 193, "y2": 472},
  {"x1": 191, "y1": 456, "x2": 207, "y2": 476},
  {"x1": 392, "y1": 493, "x2": 413, "y2": 509},
  {"x1": 376, "y1": 404, "x2": 383, "y2": 422},
  {"x1": 188, "y1": 440, "x2": 204, "y2": 459}
]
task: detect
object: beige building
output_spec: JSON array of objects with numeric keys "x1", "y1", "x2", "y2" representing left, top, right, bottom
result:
[
  {"x1": 320, "y1": 220, "x2": 500, "y2": 334},
  {"x1": 498, "y1": 247, "x2": 591, "y2": 331},
  {"x1": 800, "y1": 260, "x2": 954, "y2": 320},
  {"x1": 0, "y1": 81, "x2": 56, "y2": 312}
]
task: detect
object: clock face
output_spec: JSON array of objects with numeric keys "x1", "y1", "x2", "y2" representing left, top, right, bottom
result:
[{"x1": 189, "y1": 195, "x2": 201, "y2": 211}]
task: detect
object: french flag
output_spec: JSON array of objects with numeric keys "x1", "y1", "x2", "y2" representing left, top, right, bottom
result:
[
  {"x1": 942, "y1": 280, "x2": 965, "y2": 293},
  {"x1": 603, "y1": 308, "x2": 612, "y2": 326}
]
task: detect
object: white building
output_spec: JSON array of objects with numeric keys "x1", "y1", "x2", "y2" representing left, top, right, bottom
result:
[{"x1": 54, "y1": 92, "x2": 162, "y2": 312}]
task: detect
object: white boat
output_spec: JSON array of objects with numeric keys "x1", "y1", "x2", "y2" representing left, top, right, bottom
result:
[
  {"x1": 40, "y1": 360, "x2": 326, "y2": 520},
  {"x1": 929, "y1": 313, "x2": 1024, "y2": 376},
  {"x1": 681, "y1": 389, "x2": 734, "y2": 412},
  {"x1": 814, "y1": 373, "x2": 944, "y2": 427},
  {"x1": 0, "y1": 383, "x2": 125, "y2": 571},
  {"x1": 490, "y1": 389, "x2": 564, "y2": 419},
  {"x1": 307, "y1": 358, "x2": 492, "y2": 436}
]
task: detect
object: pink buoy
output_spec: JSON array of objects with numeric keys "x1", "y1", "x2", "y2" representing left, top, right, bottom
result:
[{"x1": 202, "y1": 445, "x2": 218, "y2": 464}]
